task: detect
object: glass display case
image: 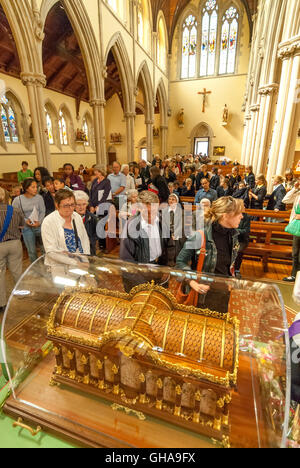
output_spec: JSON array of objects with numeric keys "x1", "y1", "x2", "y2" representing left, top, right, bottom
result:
[{"x1": 0, "y1": 253, "x2": 291, "y2": 448}]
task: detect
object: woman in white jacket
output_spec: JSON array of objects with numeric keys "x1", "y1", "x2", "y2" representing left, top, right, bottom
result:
[
  {"x1": 41, "y1": 189, "x2": 90, "y2": 255},
  {"x1": 282, "y1": 180, "x2": 300, "y2": 282}
]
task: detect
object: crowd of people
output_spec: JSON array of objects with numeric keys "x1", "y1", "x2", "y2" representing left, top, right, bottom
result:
[{"x1": 0, "y1": 154, "x2": 299, "y2": 315}]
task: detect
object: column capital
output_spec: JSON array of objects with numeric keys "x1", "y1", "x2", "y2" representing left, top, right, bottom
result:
[
  {"x1": 20, "y1": 72, "x2": 47, "y2": 87},
  {"x1": 90, "y1": 99, "x2": 106, "y2": 108},
  {"x1": 160, "y1": 125, "x2": 168, "y2": 130},
  {"x1": 245, "y1": 114, "x2": 252, "y2": 121},
  {"x1": 124, "y1": 112, "x2": 136, "y2": 119},
  {"x1": 145, "y1": 120, "x2": 154, "y2": 125},
  {"x1": 278, "y1": 36, "x2": 300, "y2": 60},
  {"x1": 249, "y1": 104, "x2": 260, "y2": 112},
  {"x1": 258, "y1": 84, "x2": 279, "y2": 96}
]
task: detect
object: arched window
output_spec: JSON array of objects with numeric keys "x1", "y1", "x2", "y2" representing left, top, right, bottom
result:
[
  {"x1": 45, "y1": 109, "x2": 54, "y2": 145},
  {"x1": 59, "y1": 110, "x2": 68, "y2": 145},
  {"x1": 157, "y1": 15, "x2": 167, "y2": 72},
  {"x1": 0, "y1": 95, "x2": 19, "y2": 143},
  {"x1": 181, "y1": 15, "x2": 198, "y2": 79},
  {"x1": 82, "y1": 118, "x2": 89, "y2": 146},
  {"x1": 137, "y1": 3, "x2": 144, "y2": 45},
  {"x1": 200, "y1": 0, "x2": 218, "y2": 77},
  {"x1": 219, "y1": 6, "x2": 239, "y2": 75}
]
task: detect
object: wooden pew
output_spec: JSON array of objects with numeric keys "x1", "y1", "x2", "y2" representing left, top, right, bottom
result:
[{"x1": 244, "y1": 221, "x2": 292, "y2": 272}]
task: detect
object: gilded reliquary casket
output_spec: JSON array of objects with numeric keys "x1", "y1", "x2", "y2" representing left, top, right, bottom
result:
[{"x1": 47, "y1": 283, "x2": 239, "y2": 445}]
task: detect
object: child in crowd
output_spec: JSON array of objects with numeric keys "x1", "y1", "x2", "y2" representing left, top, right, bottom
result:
[{"x1": 53, "y1": 178, "x2": 72, "y2": 192}]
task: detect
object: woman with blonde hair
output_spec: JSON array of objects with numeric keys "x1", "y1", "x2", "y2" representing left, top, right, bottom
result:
[{"x1": 176, "y1": 196, "x2": 243, "y2": 313}]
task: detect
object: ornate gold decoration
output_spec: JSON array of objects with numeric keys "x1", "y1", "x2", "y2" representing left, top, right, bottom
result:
[
  {"x1": 112, "y1": 364, "x2": 119, "y2": 375},
  {"x1": 175, "y1": 385, "x2": 182, "y2": 395},
  {"x1": 221, "y1": 435, "x2": 231, "y2": 449},
  {"x1": 139, "y1": 373, "x2": 145, "y2": 383},
  {"x1": 156, "y1": 378, "x2": 163, "y2": 389},
  {"x1": 81, "y1": 354, "x2": 88, "y2": 365},
  {"x1": 193, "y1": 412, "x2": 200, "y2": 424},
  {"x1": 83, "y1": 375, "x2": 90, "y2": 385},
  {"x1": 67, "y1": 350, "x2": 74, "y2": 361},
  {"x1": 49, "y1": 377, "x2": 60, "y2": 387},
  {"x1": 98, "y1": 380, "x2": 105, "y2": 390},
  {"x1": 213, "y1": 418, "x2": 221, "y2": 432},
  {"x1": 222, "y1": 414, "x2": 229, "y2": 426},
  {"x1": 156, "y1": 400, "x2": 163, "y2": 410},
  {"x1": 69, "y1": 370, "x2": 76, "y2": 380},
  {"x1": 53, "y1": 347, "x2": 60, "y2": 356},
  {"x1": 111, "y1": 403, "x2": 146, "y2": 421},
  {"x1": 55, "y1": 365, "x2": 62, "y2": 375},
  {"x1": 174, "y1": 406, "x2": 181, "y2": 417},
  {"x1": 96, "y1": 360, "x2": 103, "y2": 370},
  {"x1": 139, "y1": 394, "x2": 146, "y2": 404},
  {"x1": 113, "y1": 384, "x2": 120, "y2": 395},
  {"x1": 195, "y1": 390, "x2": 202, "y2": 401}
]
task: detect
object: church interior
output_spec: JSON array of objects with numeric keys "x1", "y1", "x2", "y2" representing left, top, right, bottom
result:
[{"x1": 0, "y1": 0, "x2": 299, "y2": 449}]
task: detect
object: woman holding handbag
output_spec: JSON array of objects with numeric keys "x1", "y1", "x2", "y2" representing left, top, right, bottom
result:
[
  {"x1": 282, "y1": 180, "x2": 300, "y2": 283},
  {"x1": 176, "y1": 197, "x2": 243, "y2": 313}
]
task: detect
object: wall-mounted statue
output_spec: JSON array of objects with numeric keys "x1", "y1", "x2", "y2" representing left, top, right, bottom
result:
[{"x1": 177, "y1": 108, "x2": 184, "y2": 128}]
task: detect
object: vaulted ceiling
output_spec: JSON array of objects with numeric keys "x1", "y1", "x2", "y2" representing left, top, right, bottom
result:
[{"x1": 0, "y1": 1, "x2": 257, "y2": 106}]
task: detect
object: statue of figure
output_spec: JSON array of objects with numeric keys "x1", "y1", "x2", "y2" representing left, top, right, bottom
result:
[
  {"x1": 222, "y1": 104, "x2": 229, "y2": 123},
  {"x1": 177, "y1": 108, "x2": 184, "y2": 127}
]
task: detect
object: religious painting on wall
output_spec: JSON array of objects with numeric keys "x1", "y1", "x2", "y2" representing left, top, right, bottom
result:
[{"x1": 213, "y1": 146, "x2": 225, "y2": 156}]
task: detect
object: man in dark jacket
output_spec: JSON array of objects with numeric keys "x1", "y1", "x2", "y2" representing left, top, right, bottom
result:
[
  {"x1": 139, "y1": 159, "x2": 151, "y2": 190},
  {"x1": 120, "y1": 191, "x2": 168, "y2": 292},
  {"x1": 149, "y1": 166, "x2": 170, "y2": 203}
]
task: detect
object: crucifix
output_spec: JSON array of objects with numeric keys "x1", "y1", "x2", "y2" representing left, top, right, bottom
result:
[{"x1": 198, "y1": 88, "x2": 212, "y2": 113}]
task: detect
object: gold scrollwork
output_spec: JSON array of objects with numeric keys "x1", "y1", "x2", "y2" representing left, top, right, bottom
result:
[{"x1": 111, "y1": 403, "x2": 146, "y2": 421}]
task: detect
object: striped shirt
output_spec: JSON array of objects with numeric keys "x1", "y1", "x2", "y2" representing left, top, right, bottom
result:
[{"x1": 0, "y1": 203, "x2": 25, "y2": 242}]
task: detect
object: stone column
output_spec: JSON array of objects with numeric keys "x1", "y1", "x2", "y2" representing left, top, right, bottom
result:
[
  {"x1": 247, "y1": 104, "x2": 261, "y2": 167},
  {"x1": 124, "y1": 112, "x2": 136, "y2": 161},
  {"x1": 160, "y1": 125, "x2": 168, "y2": 158},
  {"x1": 146, "y1": 119, "x2": 154, "y2": 160},
  {"x1": 254, "y1": 84, "x2": 279, "y2": 175},
  {"x1": 241, "y1": 115, "x2": 251, "y2": 165},
  {"x1": 21, "y1": 72, "x2": 52, "y2": 172},
  {"x1": 90, "y1": 99, "x2": 106, "y2": 165},
  {"x1": 267, "y1": 38, "x2": 300, "y2": 184}
]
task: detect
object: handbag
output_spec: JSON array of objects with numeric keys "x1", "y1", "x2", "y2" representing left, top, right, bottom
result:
[
  {"x1": 176, "y1": 231, "x2": 206, "y2": 307},
  {"x1": 0, "y1": 205, "x2": 13, "y2": 242},
  {"x1": 285, "y1": 204, "x2": 300, "y2": 237}
]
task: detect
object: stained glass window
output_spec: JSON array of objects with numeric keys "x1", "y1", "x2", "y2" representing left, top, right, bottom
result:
[
  {"x1": 8, "y1": 107, "x2": 18, "y2": 142},
  {"x1": 219, "y1": 6, "x2": 239, "y2": 75},
  {"x1": 1, "y1": 104, "x2": 10, "y2": 142},
  {"x1": 200, "y1": 0, "x2": 218, "y2": 77},
  {"x1": 59, "y1": 110, "x2": 68, "y2": 145},
  {"x1": 137, "y1": 1, "x2": 144, "y2": 45},
  {"x1": 83, "y1": 119, "x2": 89, "y2": 146},
  {"x1": 1, "y1": 97, "x2": 19, "y2": 143},
  {"x1": 181, "y1": 15, "x2": 197, "y2": 79},
  {"x1": 45, "y1": 109, "x2": 54, "y2": 145}
]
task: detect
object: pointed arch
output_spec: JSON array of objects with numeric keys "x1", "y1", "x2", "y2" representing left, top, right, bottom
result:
[
  {"x1": 104, "y1": 32, "x2": 134, "y2": 114},
  {"x1": 82, "y1": 110, "x2": 95, "y2": 150},
  {"x1": 58, "y1": 103, "x2": 75, "y2": 149},
  {"x1": 155, "y1": 79, "x2": 168, "y2": 127},
  {"x1": 44, "y1": 98, "x2": 60, "y2": 148},
  {"x1": 156, "y1": 11, "x2": 168, "y2": 73},
  {"x1": 40, "y1": 0, "x2": 103, "y2": 102},
  {"x1": 136, "y1": 61, "x2": 153, "y2": 122},
  {"x1": 189, "y1": 122, "x2": 214, "y2": 156},
  {"x1": 0, "y1": 0, "x2": 42, "y2": 74}
]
